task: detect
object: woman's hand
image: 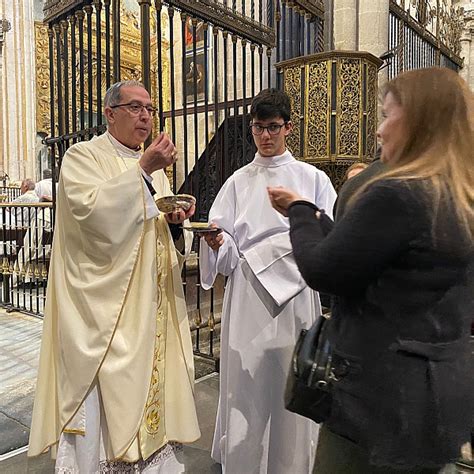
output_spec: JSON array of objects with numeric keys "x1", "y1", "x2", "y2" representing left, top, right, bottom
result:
[{"x1": 267, "y1": 186, "x2": 304, "y2": 217}]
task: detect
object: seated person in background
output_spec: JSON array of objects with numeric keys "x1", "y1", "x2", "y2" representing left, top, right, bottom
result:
[
  {"x1": 12, "y1": 178, "x2": 40, "y2": 225},
  {"x1": 35, "y1": 169, "x2": 54, "y2": 201}
]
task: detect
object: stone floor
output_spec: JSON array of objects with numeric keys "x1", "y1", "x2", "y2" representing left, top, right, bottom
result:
[
  {"x1": 0, "y1": 309, "x2": 221, "y2": 473},
  {"x1": 0, "y1": 375, "x2": 221, "y2": 474},
  {"x1": 1, "y1": 310, "x2": 472, "y2": 473}
]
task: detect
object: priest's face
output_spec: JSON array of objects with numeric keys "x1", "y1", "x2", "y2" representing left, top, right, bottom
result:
[
  {"x1": 251, "y1": 116, "x2": 292, "y2": 158},
  {"x1": 105, "y1": 86, "x2": 153, "y2": 149}
]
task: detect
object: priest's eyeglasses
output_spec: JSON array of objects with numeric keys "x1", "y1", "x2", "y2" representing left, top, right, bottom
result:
[
  {"x1": 110, "y1": 102, "x2": 157, "y2": 116},
  {"x1": 250, "y1": 122, "x2": 288, "y2": 135}
]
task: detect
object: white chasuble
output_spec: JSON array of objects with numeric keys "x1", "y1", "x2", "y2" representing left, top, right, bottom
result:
[
  {"x1": 200, "y1": 151, "x2": 337, "y2": 474},
  {"x1": 28, "y1": 133, "x2": 200, "y2": 466}
]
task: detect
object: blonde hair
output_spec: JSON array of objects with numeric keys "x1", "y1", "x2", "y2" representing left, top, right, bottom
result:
[
  {"x1": 353, "y1": 67, "x2": 474, "y2": 238},
  {"x1": 344, "y1": 162, "x2": 369, "y2": 181}
]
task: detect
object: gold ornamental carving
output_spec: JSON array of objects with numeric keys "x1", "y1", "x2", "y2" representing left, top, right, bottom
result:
[
  {"x1": 35, "y1": 23, "x2": 51, "y2": 134},
  {"x1": 306, "y1": 61, "x2": 329, "y2": 159},
  {"x1": 277, "y1": 52, "x2": 382, "y2": 189},
  {"x1": 285, "y1": 66, "x2": 302, "y2": 158},
  {"x1": 337, "y1": 59, "x2": 361, "y2": 158}
]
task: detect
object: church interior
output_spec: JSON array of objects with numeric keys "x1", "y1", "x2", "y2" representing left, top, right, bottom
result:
[{"x1": 0, "y1": 0, "x2": 473, "y2": 472}]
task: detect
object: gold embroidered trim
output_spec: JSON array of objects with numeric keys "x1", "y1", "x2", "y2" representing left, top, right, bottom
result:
[
  {"x1": 142, "y1": 217, "x2": 169, "y2": 437},
  {"x1": 62, "y1": 428, "x2": 85, "y2": 435}
]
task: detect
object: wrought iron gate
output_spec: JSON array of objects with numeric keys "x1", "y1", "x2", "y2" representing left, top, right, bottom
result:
[
  {"x1": 41, "y1": 0, "x2": 326, "y2": 365},
  {"x1": 388, "y1": 0, "x2": 463, "y2": 79}
]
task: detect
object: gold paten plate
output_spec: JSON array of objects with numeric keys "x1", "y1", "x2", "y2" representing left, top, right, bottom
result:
[{"x1": 156, "y1": 194, "x2": 196, "y2": 213}]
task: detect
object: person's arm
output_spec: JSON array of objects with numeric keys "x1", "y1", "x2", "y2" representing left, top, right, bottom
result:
[
  {"x1": 288, "y1": 181, "x2": 420, "y2": 296},
  {"x1": 199, "y1": 179, "x2": 240, "y2": 289}
]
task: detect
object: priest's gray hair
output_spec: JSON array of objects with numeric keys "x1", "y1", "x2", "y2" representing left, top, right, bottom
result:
[
  {"x1": 104, "y1": 80, "x2": 146, "y2": 108},
  {"x1": 22, "y1": 178, "x2": 35, "y2": 191}
]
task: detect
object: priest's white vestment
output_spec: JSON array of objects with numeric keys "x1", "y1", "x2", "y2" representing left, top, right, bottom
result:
[
  {"x1": 200, "y1": 151, "x2": 337, "y2": 474},
  {"x1": 28, "y1": 133, "x2": 200, "y2": 470}
]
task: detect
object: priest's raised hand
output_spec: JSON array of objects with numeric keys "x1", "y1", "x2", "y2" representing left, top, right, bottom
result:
[
  {"x1": 139, "y1": 132, "x2": 178, "y2": 175},
  {"x1": 165, "y1": 204, "x2": 196, "y2": 224}
]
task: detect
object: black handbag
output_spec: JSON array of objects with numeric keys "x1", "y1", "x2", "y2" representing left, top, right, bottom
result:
[{"x1": 284, "y1": 314, "x2": 333, "y2": 423}]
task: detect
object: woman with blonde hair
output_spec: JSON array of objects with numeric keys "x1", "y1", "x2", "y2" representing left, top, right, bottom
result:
[{"x1": 268, "y1": 67, "x2": 474, "y2": 473}]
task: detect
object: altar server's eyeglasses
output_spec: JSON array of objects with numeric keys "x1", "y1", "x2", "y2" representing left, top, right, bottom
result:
[
  {"x1": 110, "y1": 102, "x2": 157, "y2": 116},
  {"x1": 250, "y1": 122, "x2": 288, "y2": 135}
]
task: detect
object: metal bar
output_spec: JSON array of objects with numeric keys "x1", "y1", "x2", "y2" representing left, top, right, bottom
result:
[
  {"x1": 139, "y1": 0, "x2": 152, "y2": 94},
  {"x1": 281, "y1": 1, "x2": 286, "y2": 60},
  {"x1": 223, "y1": 31, "x2": 229, "y2": 182},
  {"x1": 61, "y1": 20, "x2": 70, "y2": 149},
  {"x1": 276, "y1": 1, "x2": 281, "y2": 88},
  {"x1": 139, "y1": 0, "x2": 152, "y2": 148},
  {"x1": 181, "y1": 13, "x2": 189, "y2": 178},
  {"x1": 192, "y1": 18, "x2": 200, "y2": 213},
  {"x1": 70, "y1": 15, "x2": 77, "y2": 141},
  {"x1": 104, "y1": 0, "x2": 111, "y2": 89},
  {"x1": 289, "y1": 4, "x2": 293, "y2": 58},
  {"x1": 94, "y1": 0, "x2": 103, "y2": 127},
  {"x1": 155, "y1": 0, "x2": 164, "y2": 132},
  {"x1": 168, "y1": 6, "x2": 177, "y2": 192},
  {"x1": 267, "y1": 47, "x2": 271, "y2": 88},
  {"x1": 203, "y1": 23, "x2": 210, "y2": 221},
  {"x1": 250, "y1": 43, "x2": 256, "y2": 99},
  {"x1": 232, "y1": 35, "x2": 237, "y2": 168},
  {"x1": 213, "y1": 27, "x2": 221, "y2": 190},
  {"x1": 112, "y1": 0, "x2": 121, "y2": 82},
  {"x1": 85, "y1": 4, "x2": 94, "y2": 134},
  {"x1": 76, "y1": 10, "x2": 85, "y2": 132}
]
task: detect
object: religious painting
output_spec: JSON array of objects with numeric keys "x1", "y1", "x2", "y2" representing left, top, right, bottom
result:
[
  {"x1": 185, "y1": 18, "x2": 205, "y2": 51},
  {"x1": 185, "y1": 52, "x2": 205, "y2": 103}
]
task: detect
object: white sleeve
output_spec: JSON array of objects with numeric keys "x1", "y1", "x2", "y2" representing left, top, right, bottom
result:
[
  {"x1": 199, "y1": 178, "x2": 240, "y2": 289},
  {"x1": 315, "y1": 171, "x2": 337, "y2": 219},
  {"x1": 199, "y1": 233, "x2": 240, "y2": 289}
]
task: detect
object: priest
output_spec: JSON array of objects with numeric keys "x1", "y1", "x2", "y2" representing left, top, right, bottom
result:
[
  {"x1": 28, "y1": 80, "x2": 200, "y2": 473},
  {"x1": 200, "y1": 88, "x2": 337, "y2": 473}
]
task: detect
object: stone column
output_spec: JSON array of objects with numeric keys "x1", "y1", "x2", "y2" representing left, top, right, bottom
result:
[
  {"x1": 333, "y1": 0, "x2": 358, "y2": 50},
  {"x1": 467, "y1": 6, "x2": 474, "y2": 91},
  {"x1": 0, "y1": 16, "x2": 11, "y2": 178},
  {"x1": 0, "y1": 0, "x2": 36, "y2": 181},
  {"x1": 358, "y1": 0, "x2": 390, "y2": 85},
  {"x1": 459, "y1": 18, "x2": 472, "y2": 87}
]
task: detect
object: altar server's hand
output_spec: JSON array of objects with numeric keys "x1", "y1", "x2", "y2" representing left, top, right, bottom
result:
[
  {"x1": 202, "y1": 224, "x2": 224, "y2": 251},
  {"x1": 165, "y1": 204, "x2": 195, "y2": 225},
  {"x1": 267, "y1": 186, "x2": 303, "y2": 217},
  {"x1": 139, "y1": 132, "x2": 178, "y2": 175}
]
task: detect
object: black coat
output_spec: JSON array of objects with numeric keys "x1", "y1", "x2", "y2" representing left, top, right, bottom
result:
[{"x1": 288, "y1": 178, "x2": 473, "y2": 469}]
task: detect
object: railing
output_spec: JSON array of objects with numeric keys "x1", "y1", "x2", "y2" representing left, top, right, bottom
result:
[
  {"x1": 37, "y1": 0, "x2": 326, "y2": 366},
  {"x1": 0, "y1": 203, "x2": 53, "y2": 317},
  {"x1": 388, "y1": 0, "x2": 463, "y2": 79},
  {"x1": 0, "y1": 186, "x2": 22, "y2": 202}
]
